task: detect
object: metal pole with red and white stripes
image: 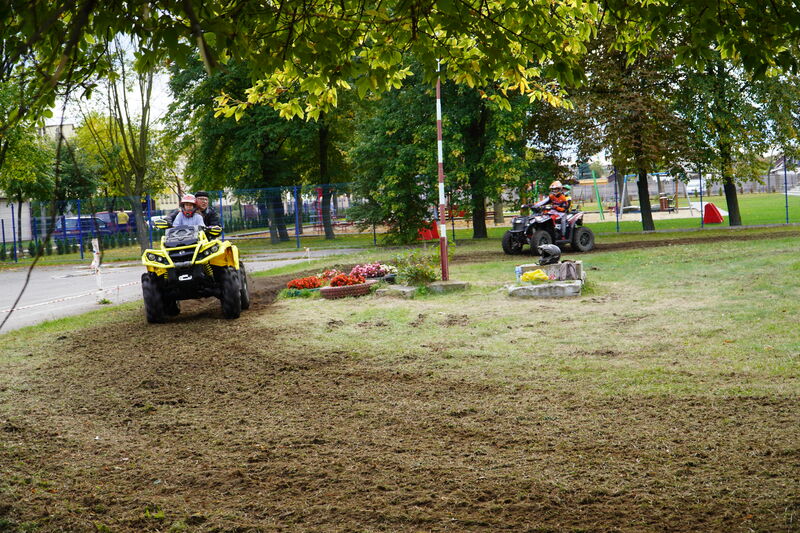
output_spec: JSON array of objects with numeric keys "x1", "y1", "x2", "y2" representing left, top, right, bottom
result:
[{"x1": 436, "y1": 61, "x2": 450, "y2": 280}]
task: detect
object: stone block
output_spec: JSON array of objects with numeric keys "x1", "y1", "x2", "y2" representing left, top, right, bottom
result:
[
  {"x1": 507, "y1": 280, "x2": 582, "y2": 298},
  {"x1": 375, "y1": 285, "x2": 418, "y2": 299},
  {"x1": 427, "y1": 281, "x2": 470, "y2": 294},
  {"x1": 518, "y1": 261, "x2": 583, "y2": 283}
]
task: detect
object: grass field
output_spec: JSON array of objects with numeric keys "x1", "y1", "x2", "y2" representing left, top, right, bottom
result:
[{"x1": 0, "y1": 228, "x2": 798, "y2": 531}]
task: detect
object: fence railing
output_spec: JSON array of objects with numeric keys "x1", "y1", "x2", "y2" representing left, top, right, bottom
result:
[{"x1": 2, "y1": 178, "x2": 799, "y2": 262}]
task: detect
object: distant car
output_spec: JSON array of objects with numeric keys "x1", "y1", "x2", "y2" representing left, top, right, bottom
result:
[
  {"x1": 95, "y1": 211, "x2": 137, "y2": 233},
  {"x1": 54, "y1": 216, "x2": 112, "y2": 240}
]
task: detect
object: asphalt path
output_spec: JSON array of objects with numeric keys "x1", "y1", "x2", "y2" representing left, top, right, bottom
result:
[{"x1": 0, "y1": 248, "x2": 361, "y2": 333}]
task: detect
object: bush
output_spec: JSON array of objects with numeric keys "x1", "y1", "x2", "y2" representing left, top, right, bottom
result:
[
  {"x1": 395, "y1": 249, "x2": 439, "y2": 286},
  {"x1": 279, "y1": 288, "x2": 321, "y2": 299},
  {"x1": 45, "y1": 240, "x2": 52, "y2": 255},
  {"x1": 0, "y1": 245, "x2": 6, "y2": 261}
]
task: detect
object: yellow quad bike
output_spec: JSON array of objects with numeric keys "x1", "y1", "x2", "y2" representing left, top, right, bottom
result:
[{"x1": 140, "y1": 222, "x2": 250, "y2": 323}]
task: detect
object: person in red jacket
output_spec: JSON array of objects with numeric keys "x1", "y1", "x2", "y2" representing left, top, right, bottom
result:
[{"x1": 533, "y1": 181, "x2": 571, "y2": 235}]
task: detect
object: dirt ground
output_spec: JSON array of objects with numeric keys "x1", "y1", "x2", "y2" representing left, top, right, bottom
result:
[{"x1": 1, "y1": 248, "x2": 799, "y2": 532}]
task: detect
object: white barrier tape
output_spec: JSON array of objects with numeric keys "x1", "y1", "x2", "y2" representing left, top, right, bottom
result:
[{"x1": 0, "y1": 280, "x2": 141, "y2": 314}]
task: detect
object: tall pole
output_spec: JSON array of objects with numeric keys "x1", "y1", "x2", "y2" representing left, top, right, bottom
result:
[
  {"x1": 613, "y1": 166, "x2": 620, "y2": 233},
  {"x1": 784, "y1": 154, "x2": 790, "y2": 224},
  {"x1": 77, "y1": 198, "x2": 84, "y2": 260},
  {"x1": 592, "y1": 169, "x2": 605, "y2": 221},
  {"x1": 436, "y1": 61, "x2": 449, "y2": 280},
  {"x1": 218, "y1": 190, "x2": 225, "y2": 240},
  {"x1": 698, "y1": 165, "x2": 704, "y2": 229},
  {"x1": 10, "y1": 202, "x2": 17, "y2": 262},
  {"x1": 294, "y1": 186, "x2": 301, "y2": 249}
]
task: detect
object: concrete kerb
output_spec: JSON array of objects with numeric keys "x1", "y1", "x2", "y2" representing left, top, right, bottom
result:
[{"x1": 375, "y1": 280, "x2": 470, "y2": 299}]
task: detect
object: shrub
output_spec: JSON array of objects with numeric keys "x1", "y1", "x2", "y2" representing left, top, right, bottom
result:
[
  {"x1": 0, "y1": 245, "x2": 6, "y2": 261},
  {"x1": 395, "y1": 249, "x2": 439, "y2": 286},
  {"x1": 280, "y1": 288, "x2": 320, "y2": 299}
]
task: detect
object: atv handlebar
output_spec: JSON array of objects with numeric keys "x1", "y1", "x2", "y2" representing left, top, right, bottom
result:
[{"x1": 153, "y1": 220, "x2": 223, "y2": 236}]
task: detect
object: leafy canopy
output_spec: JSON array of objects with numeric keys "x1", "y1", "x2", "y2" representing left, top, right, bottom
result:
[{"x1": 6, "y1": 0, "x2": 800, "y2": 127}]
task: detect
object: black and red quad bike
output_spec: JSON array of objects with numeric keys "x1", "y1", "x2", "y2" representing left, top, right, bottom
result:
[{"x1": 502, "y1": 206, "x2": 595, "y2": 255}]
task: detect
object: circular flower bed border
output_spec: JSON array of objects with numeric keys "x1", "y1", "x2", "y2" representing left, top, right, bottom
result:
[{"x1": 320, "y1": 279, "x2": 378, "y2": 300}]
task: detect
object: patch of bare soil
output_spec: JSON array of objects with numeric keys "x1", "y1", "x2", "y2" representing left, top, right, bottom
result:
[{"x1": 1, "y1": 275, "x2": 799, "y2": 532}]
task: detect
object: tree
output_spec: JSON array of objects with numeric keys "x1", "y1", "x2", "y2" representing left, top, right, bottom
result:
[
  {"x1": 77, "y1": 38, "x2": 165, "y2": 249},
  {"x1": 675, "y1": 57, "x2": 776, "y2": 226},
  {"x1": 349, "y1": 62, "x2": 534, "y2": 242},
  {"x1": 166, "y1": 58, "x2": 315, "y2": 243},
  {"x1": 446, "y1": 88, "x2": 532, "y2": 238},
  {"x1": 7, "y1": 0, "x2": 800, "y2": 135},
  {"x1": 0, "y1": 129, "x2": 53, "y2": 244},
  {"x1": 569, "y1": 31, "x2": 692, "y2": 231}
]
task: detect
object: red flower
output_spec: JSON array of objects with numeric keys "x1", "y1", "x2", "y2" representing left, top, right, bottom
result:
[
  {"x1": 329, "y1": 274, "x2": 366, "y2": 287},
  {"x1": 287, "y1": 276, "x2": 322, "y2": 290}
]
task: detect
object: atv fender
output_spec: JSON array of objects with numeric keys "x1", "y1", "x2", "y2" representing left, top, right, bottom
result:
[{"x1": 209, "y1": 242, "x2": 240, "y2": 269}]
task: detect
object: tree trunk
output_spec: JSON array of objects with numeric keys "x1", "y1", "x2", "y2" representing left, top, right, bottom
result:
[
  {"x1": 264, "y1": 191, "x2": 289, "y2": 243},
  {"x1": 131, "y1": 199, "x2": 149, "y2": 251},
  {"x1": 719, "y1": 143, "x2": 742, "y2": 226},
  {"x1": 17, "y1": 200, "x2": 23, "y2": 247},
  {"x1": 471, "y1": 193, "x2": 487, "y2": 238},
  {"x1": 318, "y1": 122, "x2": 335, "y2": 239},
  {"x1": 321, "y1": 185, "x2": 334, "y2": 240},
  {"x1": 493, "y1": 200, "x2": 504, "y2": 224},
  {"x1": 722, "y1": 178, "x2": 742, "y2": 225},
  {"x1": 265, "y1": 198, "x2": 279, "y2": 244},
  {"x1": 636, "y1": 167, "x2": 655, "y2": 231},
  {"x1": 468, "y1": 104, "x2": 490, "y2": 239}
]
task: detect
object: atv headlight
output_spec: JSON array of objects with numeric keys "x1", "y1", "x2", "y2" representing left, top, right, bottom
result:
[
  {"x1": 147, "y1": 253, "x2": 157, "y2": 261},
  {"x1": 201, "y1": 244, "x2": 219, "y2": 257}
]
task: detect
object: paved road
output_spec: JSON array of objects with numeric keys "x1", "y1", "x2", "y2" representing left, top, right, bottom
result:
[{"x1": 0, "y1": 248, "x2": 361, "y2": 333}]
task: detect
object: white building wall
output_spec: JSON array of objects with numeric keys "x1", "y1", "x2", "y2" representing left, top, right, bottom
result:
[{"x1": 0, "y1": 199, "x2": 33, "y2": 243}]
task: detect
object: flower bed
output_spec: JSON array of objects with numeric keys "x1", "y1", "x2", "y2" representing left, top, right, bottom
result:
[{"x1": 284, "y1": 263, "x2": 396, "y2": 300}]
